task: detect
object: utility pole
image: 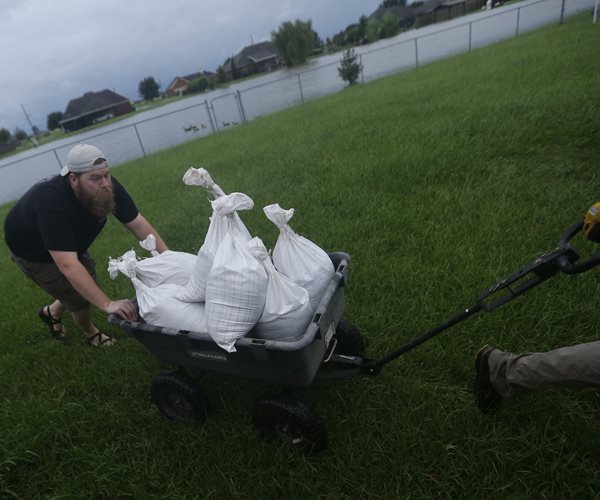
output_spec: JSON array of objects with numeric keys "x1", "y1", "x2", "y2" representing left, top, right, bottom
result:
[
  {"x1": 250, "y1": 34, "x2": 254, "y2": 45},
  {"x1": 20, "y1": 104, "x2": 38, "y2": 146}
]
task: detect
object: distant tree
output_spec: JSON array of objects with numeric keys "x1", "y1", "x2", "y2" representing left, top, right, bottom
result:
[
  {"x1": 230, "y1": 55, "x2": 240, "y2": 80},
  {"x1": 14, "y1": 128, "x2": 27, "y2": 140},
  {"x1": 366, "y1": 19, "x2": 381, "y2": 42},
  {"x1": 47, "y1": 111, "x2": 63, "y2": 131},
  {"x1": 184, "y1": 77, "x2": 209, "y2": 94},
  {"x1": 271, "y1": 19, "x2": 315, "y2": 67},
  {"x1": 31, "y1": 125, "x2": 40, "y2": 136},
  {"x1": 380, "y1": 12, "x2": 400, "y2": 38},
  {"x1": 343, "y1": 24, "x2": 360, "y2": 45},
  {"x1": 138, "y1": 76, "x2": 161, "y2": 101},
  {"x1": 325, "y1": 37, "x2": 333, "y2": 52},
  {"x1": 332, "y1": 31, "x2": 345, "y2": 48},
  {"x1": 216, "y1": 65, "x2": 227, "y2": 84},
  {"x1": 357, "y1": 15, "x2": 369, "y2": 43},
  {"x1": 338, "y1": 48, "x2": 362, "y2": 86},
  {"x1": 313, "y1": 29, "x2": 323, "y2": 53},
  {"x1": 0, "y1": 128, "x2": 11, "y2": 143}
]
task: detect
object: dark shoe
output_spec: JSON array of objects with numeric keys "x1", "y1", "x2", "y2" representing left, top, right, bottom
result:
[
  {"x1": 86, "y1": 332, "x2": 117, "y2": 347},
  {"x1": 38, "y1": 305, "x2": 67, "y2": 340},
  {"x1": 474, "y1": 345, "x2": 502, "y2": 411}
]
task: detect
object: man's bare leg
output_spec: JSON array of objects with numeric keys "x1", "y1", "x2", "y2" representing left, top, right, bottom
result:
[{"x1": 71, "y1": 306, "x2": 116, "y2": 346}]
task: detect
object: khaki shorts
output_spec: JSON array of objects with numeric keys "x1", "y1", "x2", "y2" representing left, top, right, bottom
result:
[{"x1": 10, "y1": 251, "x2": 97, "y2": 312}]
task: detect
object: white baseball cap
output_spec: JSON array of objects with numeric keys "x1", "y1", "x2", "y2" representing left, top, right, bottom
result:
[{"x1": 60, "y1": 144, "x2": 108, "y2": 176}]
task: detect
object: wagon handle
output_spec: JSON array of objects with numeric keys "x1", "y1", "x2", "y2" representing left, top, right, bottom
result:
[
  {"x1": 366, "y1": 219, "x2": 600, "y2": 373},
  {"x1": 556, "y1": 221, "x2": 600, "y2": 274}
]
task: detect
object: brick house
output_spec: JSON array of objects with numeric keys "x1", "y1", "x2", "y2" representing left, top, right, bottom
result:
[
  {"x1": 59, "y1": 89, "x2": 133, "y2": 132},
  {"x1": 164, "y1": 71, "x2": 216, "y2": 97}
]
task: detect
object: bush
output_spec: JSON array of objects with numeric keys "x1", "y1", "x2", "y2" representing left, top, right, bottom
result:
[
  {"x1": 338, "y1": 48, "x2": 362, "y2": 86},
  {"x1": 47, "y1": 111, "x2": 64, "y2": 131},
  {"x1": 14, "y1": 128, "x2": 28, "y2": 140},
  {"x1": 184, "y1": 77, "x2": 211, "y2": 95}
]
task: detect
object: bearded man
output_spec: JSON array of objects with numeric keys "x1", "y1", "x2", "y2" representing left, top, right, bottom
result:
[{"x1": 4, "y1": 144, "x2": 167, "y2": 346}]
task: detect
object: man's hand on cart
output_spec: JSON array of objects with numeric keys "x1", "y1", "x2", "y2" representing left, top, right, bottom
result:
[{"x1": 106, "y1": 299, "x2": 138, "y2": 321}]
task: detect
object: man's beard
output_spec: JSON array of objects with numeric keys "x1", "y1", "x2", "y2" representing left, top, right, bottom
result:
[{"x1": 74, "y1": 183, "x2": 116, "y2": 218}]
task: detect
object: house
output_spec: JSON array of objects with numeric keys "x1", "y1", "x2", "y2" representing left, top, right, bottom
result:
[
  {"x1": 0, "y1": 138, "x2": 21, "y2": 155},
  {"x1": 59, "y1": 89, "x2": 133, "y2": 132},
  {"x1": 368, "y1": 5, "x2": 418, "y2": 29},
  {"x1": 164, "y1": 71, "x2": 216, "y2": 97},
  {"x1": 415, "y1": 0, "x2": 481, "y2": 27},
  {"x1": 223, "y1": 41, "x2": 281, "y2": 80},
  {"x1": 367, "y1": 0, "x2": 479, "y2": 31}
]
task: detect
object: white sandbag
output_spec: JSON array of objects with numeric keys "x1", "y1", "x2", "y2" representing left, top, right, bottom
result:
[
  {"x1": 263, "y1": 203, "x2": 335, "y2": 311},
  {"x1": 205, "y1": 193, "x2": 268, "y2": 352},
  {"x1": 134, "y1": 235, "x2": 196, "y2": 287},
  {"x1": 248, "y1": 237, "x2": 313, "y2": 342},
  {"x1": 107, "y1": 250, "x2": 138, "y2": 281},
  {"x1": 136, "y1": 282, "x2": 208, "y2": 332},
  {"x1": 182, "y1": 166, "x2": 226, "y2": 198},
  {"x1": 108, "y1": 252, "x2": 207, "y2": 332},
  {"x1": 176, "y1": 169, "x2": 252, "y2": 303},
  {"x1": 139, "y1": 234, "x2": 160, "y2": 257}
]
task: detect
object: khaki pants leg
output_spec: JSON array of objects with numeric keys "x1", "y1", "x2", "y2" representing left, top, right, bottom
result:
[
  {"x1": 488, "y1": 341, "x2": 600, "y2": 399},
  {"x1": 10, "y1": 251, "x2": 97, "y2": 312}
]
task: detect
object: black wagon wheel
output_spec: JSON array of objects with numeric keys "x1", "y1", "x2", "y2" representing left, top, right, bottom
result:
[
  {"x1": 252, "y1": 396, "x2": 328, "y2": 454},
  {"x1": 150, "y1": 370, "x2": 208, "y2": 423},
  {"x1": 334, "y1": 319, "x2": 366, "y2": 356}
]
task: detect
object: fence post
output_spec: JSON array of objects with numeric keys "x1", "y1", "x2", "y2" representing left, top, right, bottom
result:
[
  {"x1": 468, "y1": 22, "x2": 472, "y2": 51},
  {"x1": 210, "y1": 100, "x2": 220, "y2": 132},
  {"x1": 205, "y1": 100, "x2": 216, "y2": 134},
  {"x1": 53, "y1": 149, "x2": 61, "y2": 170},
  {"x1": 297, "y1": 74, "x2": 305, "y2": 104},
  {"x1": 560, "y1": 0, "x2": 566, "y2": 24},
  {"x1": 236, "y1": 90, "x2": 247, "y2": 122},
  {"x1": 414, "y1": 37, "x2": 419, "y2": 69},
  {"x1": 133, "y1": 124, "x2": 146, "y2": 157},
  {"x1": 359, "y1": 54, "x2": 365, "y2": 84},
  {"x1": 516, "y1": 8, "x2": 521, "y2": 36}
]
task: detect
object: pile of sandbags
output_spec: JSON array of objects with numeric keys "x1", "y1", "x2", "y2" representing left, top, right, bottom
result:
[{"x1": 108, "y1": 166, "x2": 335, "y2": 352}]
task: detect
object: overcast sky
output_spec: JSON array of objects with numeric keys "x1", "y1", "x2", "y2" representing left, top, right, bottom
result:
[{"x1": 0, "y1": 0, "x2": 383, "y2": 133}]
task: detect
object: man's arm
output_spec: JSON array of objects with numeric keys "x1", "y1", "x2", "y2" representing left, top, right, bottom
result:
[
  {"x1": 49, "y1": 250, "x2": 138, "y2": 321},
  {"x1": 124, "y1": 213, "x2": 168, "y2": 253}
]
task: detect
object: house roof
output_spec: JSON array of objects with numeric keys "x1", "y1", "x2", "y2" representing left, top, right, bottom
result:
[
  {"x1": 414, "y1": 0, "x2": 444, "y2": 14},
  {"x1": 368, "y1": 0, "x2": 444, "y2": 19},
  {"x1": 60, "y1": 89, "x2": 129, "y2": 123},
  {"x1": 368, "y1": 5, "x2": 416, "y2": 20},
  {"x1": 225, "y1": 41, "x2": 279, "y2": 71},
  {"x1": 182, "y1": 70, "x2": 215, "y2": 81},
  {"x1": 165, "y1": 76, "x2": 188, "y2": 91},
  {"x1": 166, "y1": 71, "x2": 216, "y2": 91},
  {"x1": 439, "y1": 0, "x2": 466, "y2": 7}
]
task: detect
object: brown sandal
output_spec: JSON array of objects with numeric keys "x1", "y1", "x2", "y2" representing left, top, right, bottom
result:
[
  {"x1": 86, "y1": 332, "x2": 116, "y2": 347},
  {"x1": 38, "y1": 306, "x2": 67, "y2": 340}
]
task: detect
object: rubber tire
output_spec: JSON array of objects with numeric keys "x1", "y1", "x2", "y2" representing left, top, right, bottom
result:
[
  {"x1": 334, "y1": 319, "x2": 366, "y2": 356},
  {"x1": 150, "y1": 370, "x2": 207, "y2": 423},
  {"x1": 252, "y1": 396, "x2": 328, "y2": 454}
]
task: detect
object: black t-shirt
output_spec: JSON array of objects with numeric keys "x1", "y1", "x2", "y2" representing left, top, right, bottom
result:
[{"x1": 4, "y1": 174, "x2": 138, "y2": 262}]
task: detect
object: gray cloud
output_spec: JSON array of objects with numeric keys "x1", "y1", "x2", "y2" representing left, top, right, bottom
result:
[{"x1": 0, "y1": 0, "x2": 381, "y2": 132}]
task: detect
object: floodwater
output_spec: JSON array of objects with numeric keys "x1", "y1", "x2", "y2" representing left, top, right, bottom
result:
[{"x1": 0, "y1": 0, "x2": 592, "y2": 205}]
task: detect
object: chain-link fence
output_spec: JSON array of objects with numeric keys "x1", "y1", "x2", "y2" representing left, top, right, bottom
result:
[{"x1": 0, "y1": 0, "x2": 594, "y2": 204}]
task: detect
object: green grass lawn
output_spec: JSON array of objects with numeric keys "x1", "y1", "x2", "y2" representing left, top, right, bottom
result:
[{"x1": 1, "y1": 13, "x2": 599, "y2": 499}]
